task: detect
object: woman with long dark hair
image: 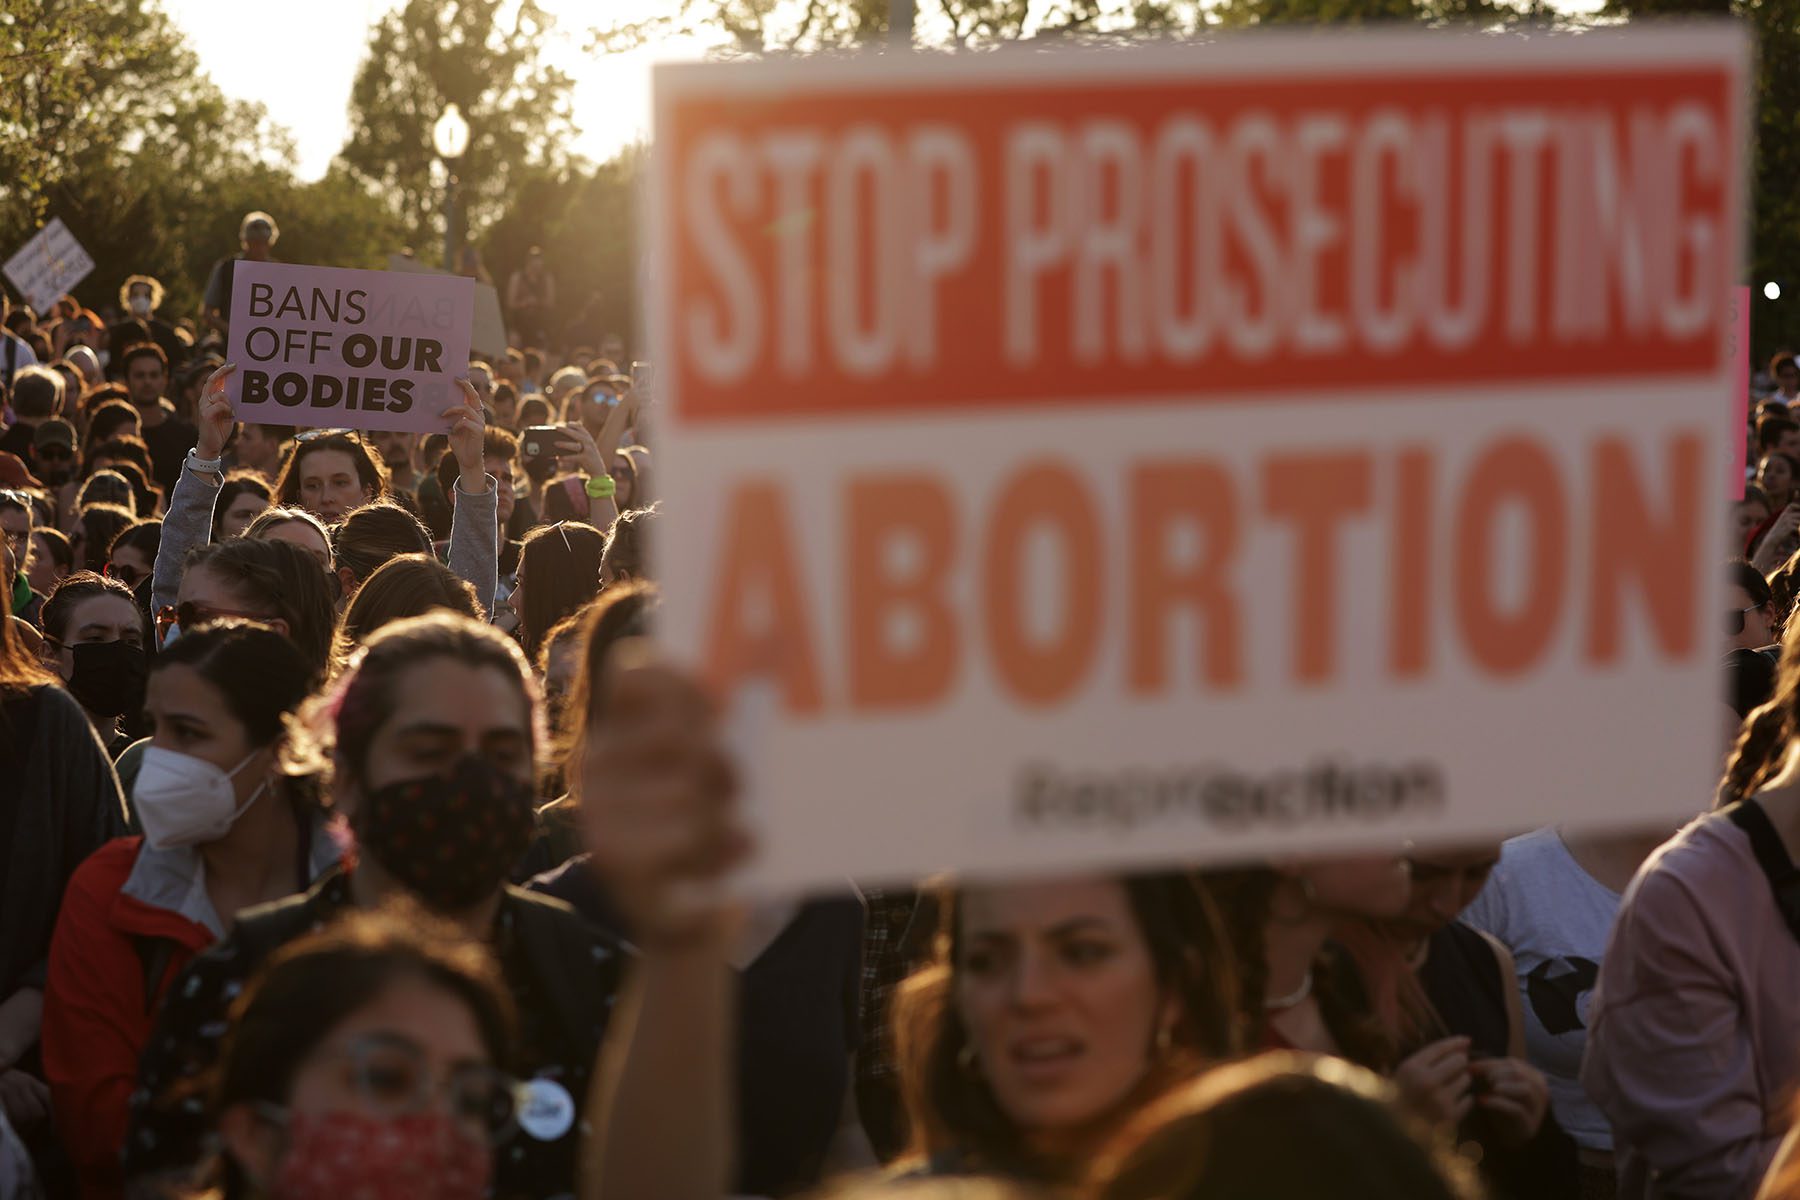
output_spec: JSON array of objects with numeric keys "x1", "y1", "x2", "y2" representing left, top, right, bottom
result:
[
  {"x1": 570, "y1": 658, "x2": 1244, "y2": 1200},
  {"x1": 271, "y1": 430, "x2": 389, "y2": 525},
  {"x1": 509, "y1": 520, "x2": 604, "y2": 665},
  {"x1": 206, "y1": 904, "x2": 519, "y2": 1200},
  {"x1": 158, "y1": 538, "x2": 338, "y2": 682},
  {"x1": 889, "y1": 873, "x2": 1243, "y2": 1182},
  {"x1": 212, "y1": 471, "x2": 271, "y2": 541},
  {"x1": 42, "y1": 621, "x2": 326, "y2": 1198}
]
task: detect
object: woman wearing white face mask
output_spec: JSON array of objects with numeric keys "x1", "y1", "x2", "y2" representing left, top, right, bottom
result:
[
  {"x1": 40, "y1": 620, "x2": 333, "y2": 1199},
  {"x1": 105, "y1": 274, "x2": 187, "y2": 381}
]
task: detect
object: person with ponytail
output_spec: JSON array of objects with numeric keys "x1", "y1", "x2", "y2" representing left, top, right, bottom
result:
[
  {"x1": 1582, "y1": 612, "x2": 1800, "y2": 1200},
  {"x1": 1199, "y1": 859, "x2": 1564, "y2": 1190},
  {"x1": 328, "y1": 553, "x2": 480, "y2": 675},
  {"x1": 327, "y1": 501, "x2": 436, "y2": 605}
]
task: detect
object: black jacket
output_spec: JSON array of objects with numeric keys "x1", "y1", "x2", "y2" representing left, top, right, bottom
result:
[
  {"x1": 0, "y1": 684, "x2": 126, "y2": 1001},
  {"x1": 124, "y1": 870, "x2": 623, "y2": 1200}
]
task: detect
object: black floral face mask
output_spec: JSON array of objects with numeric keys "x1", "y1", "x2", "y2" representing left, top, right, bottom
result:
[{"x1": 355, "y1": 753, "x2": 536, "y2": 912}]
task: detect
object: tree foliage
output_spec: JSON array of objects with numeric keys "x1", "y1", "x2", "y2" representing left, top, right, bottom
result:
[
  {"x1": 1598, "y1": 0, "x2": 1797, "y2": 352},
  {"x1": 339, "y1": 0, "x2": 578, "y2": 253},
  {"x1": 483, "y1": 149, "x2": 645, "y2": 354},
  {"x1": 0, "y1": 0, "x2": 406, "y2": 321}
]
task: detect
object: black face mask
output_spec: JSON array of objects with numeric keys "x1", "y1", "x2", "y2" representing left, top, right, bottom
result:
[
  {"x1": 37, "y1": 465, "x2": 72, "y2": 486},
  {"x1": 65, "y1": 638, "x2": 148, "y2": 718},
  {"x1": 355, "y1": 754, "x2": 536, "y2": 912}
]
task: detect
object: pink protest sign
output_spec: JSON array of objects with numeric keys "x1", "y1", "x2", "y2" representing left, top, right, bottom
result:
[{"x1": 225, "y1": 261, "x2": 474, "y2": 434}]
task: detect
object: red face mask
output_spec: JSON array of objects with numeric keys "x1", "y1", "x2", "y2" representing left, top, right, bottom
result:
[{"x1": 271, "y1": 1110, "x2": 490, "y2": 1200}]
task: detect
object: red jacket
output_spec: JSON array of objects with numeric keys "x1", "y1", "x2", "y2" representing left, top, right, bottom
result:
[{"x1": 42, "y1": 838, "x2": 214, "y2": 1200}]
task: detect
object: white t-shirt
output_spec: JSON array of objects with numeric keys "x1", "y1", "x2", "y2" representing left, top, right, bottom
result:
[{"x1": 1462, "y1": 826, "x2": 1621, "y2": 1152}]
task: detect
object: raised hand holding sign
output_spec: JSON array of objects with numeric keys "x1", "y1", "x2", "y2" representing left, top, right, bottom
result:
[{"x1": 224, "y1": 261, "x2": 474, "y2": 436}]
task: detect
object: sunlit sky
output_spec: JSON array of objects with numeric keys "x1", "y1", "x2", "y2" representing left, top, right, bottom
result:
[
  {"x1": 163, "y1": 0, "x2": 716, "y2": 180},
  {"x1": 164, "y1": 0, "x2": 1605, "y2": 183}
]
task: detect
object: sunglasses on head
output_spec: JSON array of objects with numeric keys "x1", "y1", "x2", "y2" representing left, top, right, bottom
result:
[{"x1": 154, "y1": 600, "x2": 278, "y2": 641}]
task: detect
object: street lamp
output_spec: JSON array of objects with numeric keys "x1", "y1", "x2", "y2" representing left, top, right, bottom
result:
[{"x1": 433, "y1": 104, "x2": 470, "y2": 272}]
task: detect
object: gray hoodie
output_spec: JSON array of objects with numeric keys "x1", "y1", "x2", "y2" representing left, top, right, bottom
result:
[{"x1": 150, "y1": 454, "x2": 498, "y2": 619}]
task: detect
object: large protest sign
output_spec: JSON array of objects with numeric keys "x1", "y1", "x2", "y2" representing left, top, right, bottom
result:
[
  {"x1": 650, "y1": 29, "x2": 1748, "y2": 890},
  {"x1": 1732, "y1": 285, "x2": 1750, "y2": 500},
  {"x1": 226, "y1": 261, "x2": 473, "y2": 435},
  {"x1": 4, "y1": 219, "x2": 94, "y2": 315},
  {"x1": 387, "y1": 254, "x2": 509, "y2": 358}
]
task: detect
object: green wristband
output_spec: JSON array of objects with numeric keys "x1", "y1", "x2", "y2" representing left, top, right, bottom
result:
[{"x1": 585, "y1": 473, "x2": 616, "y2": 499}]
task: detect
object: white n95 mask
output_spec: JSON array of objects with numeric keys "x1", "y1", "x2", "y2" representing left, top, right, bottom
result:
[{"x1": 133, "y1": 746, "x2": 268, "y2": 849}]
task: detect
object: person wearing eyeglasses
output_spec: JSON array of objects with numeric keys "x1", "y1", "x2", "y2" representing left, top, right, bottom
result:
[
  {"x1": 41, "y1": 621, "x2": 329, "y2": 1199},
  {"x1": 125, "y1": 613, "x2": 621, "y2": 1200},
  {"x1": 106, "y1": 518, "x2": 160, "y2": 600},
  {"x1": 152, "y1": 533, "x2": 337, "y2": 669},
  {"x1": 38, "y1": 572, "x2": 149, "y2": 756},
  {"x1": 1729, "y1": 560, "x2": 1779, "y2": 655},
  {"x1": 203, "y1": 905, "x2": 522, "y2": 1200}
]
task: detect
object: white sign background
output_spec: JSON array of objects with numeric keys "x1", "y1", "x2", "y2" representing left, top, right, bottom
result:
[
  {"x1": 650, "y1": 29, "x2": 1749, "y2": 892},
  {"x1": 4, "y1": 219, "x2": 94, "y2": 315}
]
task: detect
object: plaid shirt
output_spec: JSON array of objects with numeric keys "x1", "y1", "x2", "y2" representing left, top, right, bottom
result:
[{"x1": 856, "y1": 885, "x2": 922, "y2": 1160}]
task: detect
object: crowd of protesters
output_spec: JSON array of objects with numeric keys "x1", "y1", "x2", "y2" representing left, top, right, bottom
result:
[{"x1": 2, "y1": 209, "x2": 1800, "y2": 1200}]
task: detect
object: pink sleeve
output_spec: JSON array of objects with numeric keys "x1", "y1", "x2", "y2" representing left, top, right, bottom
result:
[{"x1": 1582, "y1": 865, "x2": 1780, "y2": 1198}]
